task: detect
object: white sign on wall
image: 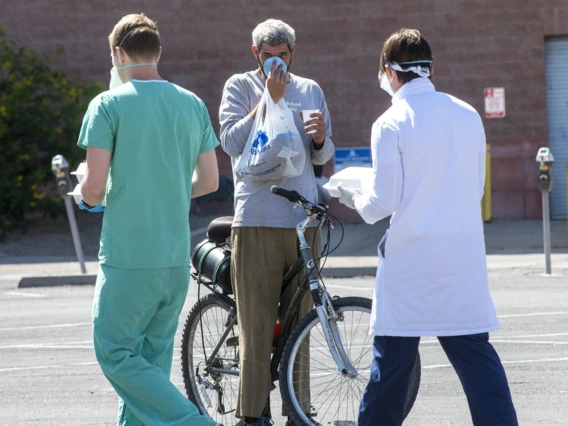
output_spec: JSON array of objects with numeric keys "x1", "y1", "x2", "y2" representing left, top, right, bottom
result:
[{"x1": 484, "y1": 87, "x2": 506, "y2": 118}]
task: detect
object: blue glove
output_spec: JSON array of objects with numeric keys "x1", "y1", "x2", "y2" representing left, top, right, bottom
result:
[{"x1": 79, "y1": 199, "x2": 105, "y2": 213}]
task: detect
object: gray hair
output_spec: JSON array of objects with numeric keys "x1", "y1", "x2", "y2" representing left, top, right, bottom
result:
[{"x1": 252, "y1": 19, "x2": 296, "y2": 50}]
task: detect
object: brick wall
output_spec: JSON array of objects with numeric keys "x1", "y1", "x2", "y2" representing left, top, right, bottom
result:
[{"x1": 3, "y1": 0, "x2": 567, "y2": 219}]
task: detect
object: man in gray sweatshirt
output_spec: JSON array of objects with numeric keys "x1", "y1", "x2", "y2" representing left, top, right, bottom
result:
[{"x1": 219, "y1": 18, "x2": 335, "y2": 426}]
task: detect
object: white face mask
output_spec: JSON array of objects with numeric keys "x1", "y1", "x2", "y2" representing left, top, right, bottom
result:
[
  {"x1": 109, "y1": 58, "x2": 158, "y2": 90},
  {"x1": 109, "y1": 66, "x2": 123, "y2": 90},
  {"x1": 379, "y1": 72, "x2": 395, "y2": 97}
]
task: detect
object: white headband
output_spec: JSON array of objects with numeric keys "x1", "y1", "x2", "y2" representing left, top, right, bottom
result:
[{"x1": 388, "y1": 60, "x2": 432, "y2": 78}]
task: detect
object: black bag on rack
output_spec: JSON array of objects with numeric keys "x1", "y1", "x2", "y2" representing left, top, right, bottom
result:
[{"x1": 191, "y1": 240, "x2": 232, "y2": 295}]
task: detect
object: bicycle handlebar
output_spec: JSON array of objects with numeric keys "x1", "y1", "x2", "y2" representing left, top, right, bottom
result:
[
  {"x1": 270, "y1": 185, "x2": 328, "y2": 216},
  {"x1": 270, "y1": 186, "x2": 301, "y2": 203}
]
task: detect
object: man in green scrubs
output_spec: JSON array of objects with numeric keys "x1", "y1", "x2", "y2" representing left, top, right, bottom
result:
[{"x1": 78, "y1": 13, "x2": 220, "y2": 426}]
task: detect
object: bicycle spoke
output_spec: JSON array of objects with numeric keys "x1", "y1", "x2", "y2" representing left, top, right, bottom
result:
[
  {"x1": 307, "y1": 331, "x2": 338, "y2": 361},
  {"x1": 293, "y1": 350, "x2": 335, "y2": 372},
  {"x1": 331, "y1": 377, "x2": 353, "y2": 421},
  {"x1": 185, "y1": 299, "x2": 240, "y2": 424},
  {"x1": 350, "y1": 333, "x2": 373, "y2": 367},
  {"x1": 293, "y1": 374, "x2": 342, "y2": 393},
  {"x1": 305, "y1": 373, "x2": 344, "y2": 408},
  {"x1": 348, "y1": 311, "x2": 365, "y2": 356},
  {"x1": 200, "y1": 313, "x2": 217, "y2": 351},
  {"x1": 283, "y1": 302, "x2": 373, "y2": 425},
  {"x1": 350, "y1": 373, "x2": 366, "y2": 396},
  {"x1": 318, "y1": 377, "x2": 346, "y2": 420}
]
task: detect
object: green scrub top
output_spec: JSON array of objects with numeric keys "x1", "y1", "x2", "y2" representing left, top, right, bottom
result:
[{"x1": 78, "y1": 80, "x2": 219, "y2": 268}]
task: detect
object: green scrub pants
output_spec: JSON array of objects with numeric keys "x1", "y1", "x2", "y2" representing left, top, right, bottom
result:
[{"x1": 93, "y1": 264, "x2": 215, "y2": 426}]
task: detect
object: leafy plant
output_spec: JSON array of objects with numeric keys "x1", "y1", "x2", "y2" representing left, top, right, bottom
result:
[{"x1": 0, "y1": 29, "x2": 104, "y2": 239}]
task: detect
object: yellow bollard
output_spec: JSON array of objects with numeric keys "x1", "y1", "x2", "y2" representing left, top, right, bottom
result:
[{"x1": 481, "y1": 144, "x2": 492, "y2": 222}]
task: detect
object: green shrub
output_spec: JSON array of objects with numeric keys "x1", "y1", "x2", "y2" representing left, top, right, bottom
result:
[{"x1": 0, "y1": 29, "x2": 104, "y2": 239}]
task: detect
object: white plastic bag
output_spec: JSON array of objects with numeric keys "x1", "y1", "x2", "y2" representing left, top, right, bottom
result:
[{"x1": 236, "y1": 89, "x2": 305, "y2": 180}]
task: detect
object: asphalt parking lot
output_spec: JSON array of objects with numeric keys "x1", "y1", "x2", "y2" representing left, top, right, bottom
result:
[{"x1": 1, "y1": 271, "x2": 567, "y2": 425}]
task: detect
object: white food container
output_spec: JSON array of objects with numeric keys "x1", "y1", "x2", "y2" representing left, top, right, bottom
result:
[
  {"x1": 68, "y1": 184, "x2": 82, "y2": 205},
  {"x1": 323, "y1": 166, "x2": 374, "y2": 198},
  {"x1": 67, "y1": 163, "x2": 107, "y2": 206},
  {"x1": 70, "y1": 162, "x2": 87, "y2": 184}
]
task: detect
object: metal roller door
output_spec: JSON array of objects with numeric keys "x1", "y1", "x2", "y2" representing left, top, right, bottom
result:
[{"x1": 545, "y1": 37, "x2": 568, "y2": 218}]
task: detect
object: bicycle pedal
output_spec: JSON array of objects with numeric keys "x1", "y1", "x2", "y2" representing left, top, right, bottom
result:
[{"x1": 226, "y1": 336, "x2": 239, "y2": 347}]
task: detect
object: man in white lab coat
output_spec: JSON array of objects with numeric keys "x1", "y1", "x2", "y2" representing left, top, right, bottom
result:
[{"x1": 337, "y1": 29, "x2": 518, "y2": 426}]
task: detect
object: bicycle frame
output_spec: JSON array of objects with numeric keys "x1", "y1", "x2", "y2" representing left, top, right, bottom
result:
[
  {"x1": 292, "y1": 214, "x2": 358, "y2": 378},
  {"x1": 201, "y1": 210, "x2": 357, "y2": 385}
]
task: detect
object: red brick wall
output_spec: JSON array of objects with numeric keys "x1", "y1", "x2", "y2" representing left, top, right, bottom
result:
[
  {"x1": 3, "y1": 0, "x2": 567, "y2": 219},
  {"x1": 490, "y1": 140, "x2": 543, "y2": 220}
]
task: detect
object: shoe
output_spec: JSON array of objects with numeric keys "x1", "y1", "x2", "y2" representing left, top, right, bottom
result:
[
  {"x1": 246, "y1": 417, "x2": 274, "y2": 425},
  {"x1": 285, "y1": 410, "x2": 315, "y2": 425}
]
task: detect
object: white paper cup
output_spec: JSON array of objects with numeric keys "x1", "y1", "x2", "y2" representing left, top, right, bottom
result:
[{"x1": 301, "y1": 109, "x2": 320, "y2": 134}]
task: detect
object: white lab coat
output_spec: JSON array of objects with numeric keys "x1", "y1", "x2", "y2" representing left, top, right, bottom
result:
[{"x1": 354, "y1": 78, "x2": 499, "y2": 337}]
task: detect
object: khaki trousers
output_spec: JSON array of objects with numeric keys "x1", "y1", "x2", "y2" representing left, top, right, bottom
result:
[{"x1": 231, "y1": 226, "x2": 320, "y2": 419}]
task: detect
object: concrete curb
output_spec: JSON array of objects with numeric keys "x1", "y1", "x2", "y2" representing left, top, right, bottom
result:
[
  {"x1": 14, "y1": 269, "x2": 372, "y2": 288},
  {"x1": 18, "y1": 274, "x2": 97, "y2": 288}
]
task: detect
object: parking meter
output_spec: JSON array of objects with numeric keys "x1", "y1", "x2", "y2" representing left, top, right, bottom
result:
[
  {"x1": 536, "y1": 147, "x2": 554, "y2": 193},
  {"x1": 51, "y1": 155, "x2": 72, "y2": 198},
  {"x1": 535, "y1": 147, "x2": 554, "y2": 275},
  {"x1": 51, "y1": 154, "x2": 86, "y2": 274}
]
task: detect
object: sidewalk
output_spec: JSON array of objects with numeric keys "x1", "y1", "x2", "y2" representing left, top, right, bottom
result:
[
  {"x1": 1, "y1": 218, "x2": 567, "y2": 288},
  {"x1": 323, "y1": 218, "x2": 568, "y2": 277}
]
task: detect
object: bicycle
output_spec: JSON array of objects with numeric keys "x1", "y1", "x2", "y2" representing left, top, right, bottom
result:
[{"x1": 181, "y1": 186, "x2": 421, "y2": 425}]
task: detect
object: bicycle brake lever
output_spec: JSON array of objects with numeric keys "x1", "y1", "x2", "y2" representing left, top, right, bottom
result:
[{"x1": 326, "y1": 216, "x2": 335, "y2": 229}]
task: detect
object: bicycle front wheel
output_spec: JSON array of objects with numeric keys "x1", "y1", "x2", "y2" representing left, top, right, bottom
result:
[{"x1": 279, "y1": 296, "x2": 421, "y2": 425}]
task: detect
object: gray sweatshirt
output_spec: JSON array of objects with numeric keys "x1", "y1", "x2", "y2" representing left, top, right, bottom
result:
[{"x1": 219, "y1": 70, "x2": 335, "y2": 228}]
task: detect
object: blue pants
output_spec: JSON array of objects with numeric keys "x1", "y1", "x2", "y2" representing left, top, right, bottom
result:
[{"x1": 358, "y1": 334, "x2": 518, "y2": 426}]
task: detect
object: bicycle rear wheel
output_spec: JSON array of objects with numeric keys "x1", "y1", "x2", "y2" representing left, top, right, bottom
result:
[
  {"x1": 181, "y1": 293, "x2": 240, "y2": 426},
  {"x1": 279, "y1": 296, "x2": 421, "y2": 425}
]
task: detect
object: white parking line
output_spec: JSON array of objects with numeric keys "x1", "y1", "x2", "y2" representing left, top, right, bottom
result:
[
  {"x1": 5, "y1": 345, "x2": 93, "y2": 349},
  {"x1": 498, "y1": 311, "x2": 567, "y2": 318},
  {"x1": 3, "y1": 354, "x2": 568, "y2": 374},
  {"x1": 0, "y1": 365, "x2": 55, "y2": 373},
  {"x1": 0, "y1": 361, "x2": 98, "y2": 373},
  {"x1": 0, "y1": 322, "x2": 90, "y2": 332},
  {"x1": 499, "y1": 332, "x2": 568, "y2": 339},
  {"x1": 419, "y1": 334, "x2": 568, "y2": 346},
  {"x1": 423, "y1": 356, "x2": 568, "y2": 370},
  {"x1": 490, "y1": 339, "x2": 568, "y2": 345},
  {"x1": 3, "y1": 291, "x2": 47, "y2": 298},
  {"x1": 324, "y1": 284, "x2": 373, "y2": 291},
  {"x1": 0, "y1": 340, "x2": 92, "y2": 350}
]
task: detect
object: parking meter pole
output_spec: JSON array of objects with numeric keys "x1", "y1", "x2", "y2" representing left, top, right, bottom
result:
[
  {"x1": 51, "y1": 154, "x2": 87, "y2": 275},
  {"x1": 64, "y1": 196, "x2": 87, "y2": 274},
  {"x1": 542, "y1": 192, "x2": 552, "y2": 275},
  {"x1": 535, "y1": 147, "x2": 554, "y2": 276}
]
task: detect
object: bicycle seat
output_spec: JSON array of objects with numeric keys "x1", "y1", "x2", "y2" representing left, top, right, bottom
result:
[{"x1": 207, "y1": 216, "x2": 233, "y2": 244}]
